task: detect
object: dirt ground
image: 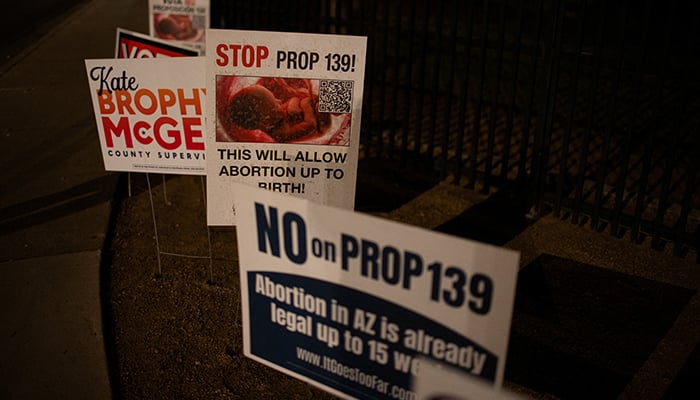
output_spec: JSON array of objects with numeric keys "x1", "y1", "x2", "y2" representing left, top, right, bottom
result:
[
  {"x1": 105, "y1": 173, "x2": 341, "y2": 400},
  {"x1": 104, "y1": 160, "x2": 440, "y2": 399}
]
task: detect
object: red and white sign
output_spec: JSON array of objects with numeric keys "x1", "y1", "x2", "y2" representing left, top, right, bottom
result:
[
  {"x1": 149, "y1": 0, "x2": 209, "y2": 54},
  {"x1": 85, "y1": 57, "x2": 206, "y2": 175},
  {"x1": 115, "y1": 28, "x2": 199, "y2": 58},
  {"x1": 205, "y1": 29, "x2": 367, "y2": 225}
]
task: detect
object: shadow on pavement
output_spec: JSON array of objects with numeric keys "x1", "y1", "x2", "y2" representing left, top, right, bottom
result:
[{"x1": 505, "y1": 254, "x2": 696, "y2": 398}]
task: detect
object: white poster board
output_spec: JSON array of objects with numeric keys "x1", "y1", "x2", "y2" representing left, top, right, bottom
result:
[
  {"x1": 85, "y1": 57, "x2": 206, "y2": 175},
  {"x1": 412, "y1": 357, "x2": 523, "y2": 400},
  {"x1": 205, "y1": 29, "x2": 367, "y2": 225},
  {"x1": 233, "y1": 183, "x2": 520, "y2": 399},
  {"x1": 148, "y1": 0, "x2": 209, "y2": 54}
]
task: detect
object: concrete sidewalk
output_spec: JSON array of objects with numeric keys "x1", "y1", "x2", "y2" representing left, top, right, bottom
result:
[{"x1": 0, "y1": 0, "x2": 148, "y2": 398}]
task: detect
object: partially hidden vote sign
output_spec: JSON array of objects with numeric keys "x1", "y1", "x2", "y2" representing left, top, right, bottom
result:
[
  {"x1": 233, "y1": 183, "x2": 520, "y2": 399},
  {"x1": 115, "y1": 27, "x2": 200, "y2": 58},
  {"x1": 85, "y1": 57, "x2": 206, "y2": 175},
  {"x1": 205, "y1": 29, "x2": 367, "y2": 225}
]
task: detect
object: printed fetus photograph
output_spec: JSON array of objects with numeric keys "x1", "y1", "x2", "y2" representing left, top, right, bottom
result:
[
  {"x1": 153, "y1": 13, "x2": 203, "y2": 42},
  {"x1": 216, "y1": 76, "x2": 352, "y2": 145}
]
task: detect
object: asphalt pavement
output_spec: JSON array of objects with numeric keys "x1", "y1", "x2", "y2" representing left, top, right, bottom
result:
[{"x1": 0, "y1": 0, "x2": 147, "y2": 398}]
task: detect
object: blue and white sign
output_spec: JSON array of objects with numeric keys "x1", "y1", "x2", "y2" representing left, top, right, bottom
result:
[{"x1": 233, "y1": 183, "x2": 520, "y2": 399}]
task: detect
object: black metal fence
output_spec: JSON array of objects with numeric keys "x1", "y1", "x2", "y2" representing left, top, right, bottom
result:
[{"x1": 211, "y1": 0, "x2": 700, "y2": 260}]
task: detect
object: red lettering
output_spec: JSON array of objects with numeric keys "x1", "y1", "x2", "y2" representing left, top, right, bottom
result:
[
  {"x1": 102, "y1": 116, "x2": 133, "y2": 148},
  {"x1": 182, "y1": 117, "x2": 204, "y2": 150},
  {"x1": 177, "y1": 88, "x2": 202, "y2": 115},
  {"x1": 100, "y1": 116, "x2": 205, "y2": 151},
  {"x1": 213, "y1": 44, "x2": 269, "y2": 68},
  {"x1": 153, "y1": 117, "x2": 181, "y2": 150},
  {"x1": 242, "y1": 45, "x2": 255, "y2": 67},
  {"x1": 133, "y1": 120, "x2": 152, "y2": 145},
  {"x1": 257, "y1": 46, "x2": 269, "y2": 66},
  {"x1": 229, "y1": 44, "x2": 242, "y2": 66},
  {"x1": 215, "y1": 43, "x2": 228, "y2": 66}
]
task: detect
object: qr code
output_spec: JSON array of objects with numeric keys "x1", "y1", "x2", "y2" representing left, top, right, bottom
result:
[{"x1": 318, "y1": 80, "x2": 353, "y2": 114}]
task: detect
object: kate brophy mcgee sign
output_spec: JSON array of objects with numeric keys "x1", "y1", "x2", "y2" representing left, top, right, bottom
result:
[
  {"x1": 233, "y1": 183, "x2": 520, "y2": 399},
  {"x1": 205, "y1": 29, "x2": 367, "y2": 225},
  {"x1": 84, "y1": 57, "x2": 206, "y2": 175}
]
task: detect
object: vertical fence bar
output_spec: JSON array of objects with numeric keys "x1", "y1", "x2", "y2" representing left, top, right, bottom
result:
[
  {"x1": 516, "y1": 0, "x2": 545, "y2": 183},
  {"x1": 610, "y1": 129, "x2": 634, "y2": 236},
  {"x1": 467, "y1": 0, "x2": 491, "y2": 189},
  {"x1": 610, "y1": 0, "x2": 653, "y2": 236},
  {"x1": 500, "y1": 0, "x2": 526, "y2": 185},
  {"x1": 293, "y1": 0, "x2": 303, "y2": 32},
  {"x1": 452, "y1": 0, "x2": 476, "y2": 184},
  {"x1": 531, "y1": 0, "x2": 565, "y2": 213},
  {"x1": 667, "y1": 2, "x2": 697, "y2": 254},
  {"x1": 674, "y1": 158, "x2": 697, "y2": 256},
  {"x1": 249, "y1": 0, "x2": 260, "y2": 29},
  {"x1": 572, "y1": 0, "x2": 605, "y2": 225},
  {"x1": 361, "y1": 0, "x2": 378, "y2": 157},
  {"x1": 388, "y1": 0, "x2": 404, "y2": 156},
  {"x1": 679, "y1": 2, "x2": 700, "y2": 257},
  {"x1": 346, "y1": 0, "x2": 355, "y2": 35},
  {"x1": 483, "y1": 0, "x2": 507, "y2": 192},
  {"x1": 591, "y1": 1, "x2": 628, "y2": 230},
  {"x1": 649, "y1": 0, "x2": 691, "y2": 249},
  {"x1": 631, "y1": 0, "x2": 675, "y2": 243},
  {"x1": 439, "y1": 0, "x2": 461, "y2": 179},
  {"x1": 400, "y1": 0, "x2": 419, "y2": 167},
  {"x1": 325, "y1": 0, "x2": 333, "y2": 33},
  {"x1": 375, "y1": 1, "x2": 392, "y2": 159},
  {"x1": 427, "y1": 1, "x2": 447, "y2": 171},
  {"x1": 411, "y1": 1, "x2": 431, "y2": 163},
  {"x1": 554, "y1": 0, "x2": 587, "y2": 217},
  {"x1": 231, "y1": 1, "x2": 242, "y2": 29},
  {"x1": 652, "y1": 128, "x2": 681, "y2": 248},
  {"x1": 630, "y1": 124, "x2": 656, "y2": 242}
]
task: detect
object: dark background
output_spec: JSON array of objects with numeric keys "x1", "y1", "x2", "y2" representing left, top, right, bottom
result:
[{"x1": 1, "y1": 0, "x2": 88, "y2": 63}]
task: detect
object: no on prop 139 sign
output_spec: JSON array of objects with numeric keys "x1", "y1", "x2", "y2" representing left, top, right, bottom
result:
[{"x1": 233, "y1": 183, "x2": 520, "y2": 400}]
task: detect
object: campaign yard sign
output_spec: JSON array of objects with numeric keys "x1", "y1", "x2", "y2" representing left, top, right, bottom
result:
[
  {"x1": 85, "y1": 57, "x2": 206, "y2": 175},
  {"x1": 205, "y1": 29, "x2": 367, "y2": 225},
  {"x1": 115, "y1": 27, "x2": 200, "y2": 58},
  {"x1": 149, "y1": 0, "x2": 209, "y2": 54},
  {"x1": 233, "y1": 183, "x2": 520, "y2": 399}
]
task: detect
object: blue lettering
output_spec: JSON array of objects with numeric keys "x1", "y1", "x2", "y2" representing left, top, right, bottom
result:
[
  {"x1": 340, "y1": 233, "x2": 358, "y2": 270},
  {"x1": 255, "y1": 203, "x2": 280, "y2": 257},
  {"x1": 361, "y1": 239, "x2": 380, "y2": 279},
  {"x1": 339, "y1": 233, "x2": 425, "y2": 289},
  {"x1": 282, "y1": 212, "x2": 307, "y2": 264}
]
